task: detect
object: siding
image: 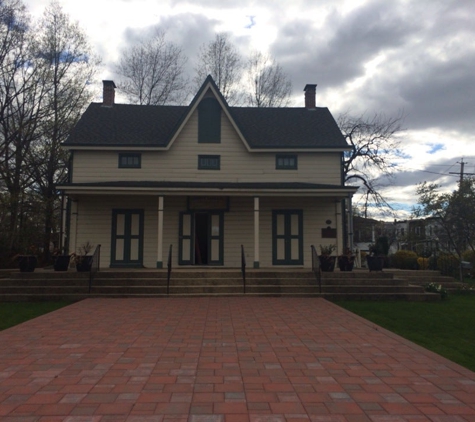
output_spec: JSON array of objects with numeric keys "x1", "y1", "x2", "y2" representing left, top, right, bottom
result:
[
  {"x1": 72, "y1": 110, "x2": 342, "y2": 185},
  {"x1": 71, "y1": 195, "x2": 343, "y2": 269}
]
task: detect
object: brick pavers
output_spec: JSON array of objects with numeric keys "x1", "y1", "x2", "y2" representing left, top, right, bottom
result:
[{"x1": 1, "y1": 297, "x2": 475, "y2": 422}]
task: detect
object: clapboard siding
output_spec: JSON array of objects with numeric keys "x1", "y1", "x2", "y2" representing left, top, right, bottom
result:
[
  {"x1": 72, "y1": 111, "x2": 342, "y2": 185},
  {"x1": 70, "y1": 195, "x2": 343, "y2": 269}
]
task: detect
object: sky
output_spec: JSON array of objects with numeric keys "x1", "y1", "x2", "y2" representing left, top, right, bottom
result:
[{"x1": 25, "y1": 0, "x2": 475, "y2": 220}]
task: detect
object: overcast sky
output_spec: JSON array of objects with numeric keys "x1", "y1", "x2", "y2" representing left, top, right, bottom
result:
[{"x1": 26, "y1": 0, "x2": 475, "y2": 219}]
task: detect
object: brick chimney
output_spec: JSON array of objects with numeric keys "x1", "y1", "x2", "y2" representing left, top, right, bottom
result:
[
  {"x1": 304, "y1": 84, "x2": 317, "y2": 109},
  {"x1": 102, "y1": 80, "x2": 116, "y2": 107}
]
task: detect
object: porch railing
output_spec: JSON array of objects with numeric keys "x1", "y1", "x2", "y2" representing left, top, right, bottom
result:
[
  {"x1": 89, "y1": 244, "x2": 101, "y2": 294},
  {"x1": 167, "y1": 244, "x2": 172, "y2": 295},
  {"x1": 241, "y1": 244, "x2": 246, "y2": 294},
  {"x1": 311, "y1": 245, "x2": 322, "y2": 294}
]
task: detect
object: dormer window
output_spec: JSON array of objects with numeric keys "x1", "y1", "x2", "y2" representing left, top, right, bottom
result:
[
  {"x1": 119, "y1": 153, "x2": 141, "y2": 168},
  {"x1": 276, "y1": 154, "x2": 297, "y2": 170},
  {"x1": 198, "y1": 97, "x2": 221, "y2": 143}
]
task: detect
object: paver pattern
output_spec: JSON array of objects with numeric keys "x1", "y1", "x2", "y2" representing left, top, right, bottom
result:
[{"x1": 0, "y1": 297, "x2": 474, "y2": 422}]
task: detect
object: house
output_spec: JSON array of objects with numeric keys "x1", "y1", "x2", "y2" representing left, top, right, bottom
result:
[{"x1": 58, "y1": 76, "x2": 357, "y2": 269}]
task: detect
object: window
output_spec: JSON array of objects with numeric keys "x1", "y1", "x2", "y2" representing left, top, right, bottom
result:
[
  {"x1": 198, "y1": 97, "x2": 221, "y2": 143},
  {"x1": 276, "y1": 154, "x2": 297, "y2": 170},
  {"x1": 198, "y1": 155, "x2": 220, "y2": 170},
  {"x1": 119, "y1": 153, "x2": 141, "y2": 168}
]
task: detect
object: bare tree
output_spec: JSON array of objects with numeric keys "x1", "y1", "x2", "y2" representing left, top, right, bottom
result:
[
  {"x1": 0, "y1": 0, "x2": 44, "y2": 253},
  {"x1": 339, "y1": 112, "x2": 404, "y2": 217},
  {"x1": 116, "y1": 30, "x2": 188, "y2": 105},
  {"x1": 28, "y1": 0, "x2": 99, "y2": 261},
  {"x1": 246, "y1": 51, "x2": 292, "y2": 107},
  {"x1": 194, "y1": 33, "x2": 242, "y2": 104}
]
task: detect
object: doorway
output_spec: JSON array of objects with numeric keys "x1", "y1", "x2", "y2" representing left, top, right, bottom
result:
[{"x1": 179, "y1": 211, "x2": 223, "y2": 265}]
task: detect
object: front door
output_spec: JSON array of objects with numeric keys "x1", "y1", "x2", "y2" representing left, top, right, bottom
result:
[
  {"x1": 111, "y1": 209, "x2": 144, "y2": 267},
  {"x1": 179, "y1": 211, "x2": 223, "y2": 265},
  {"x1": 272, "y1": 210, "x2": 303, "y2": 265}
]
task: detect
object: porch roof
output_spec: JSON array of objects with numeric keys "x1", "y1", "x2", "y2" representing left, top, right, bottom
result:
[{"x1": 58, "y1": 180, "x2": 358, "y2": 197}]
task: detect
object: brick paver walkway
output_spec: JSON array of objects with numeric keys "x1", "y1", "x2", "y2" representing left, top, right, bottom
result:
[{"x1": 1, "y1": 298, "x2": 474, "y2": 422}]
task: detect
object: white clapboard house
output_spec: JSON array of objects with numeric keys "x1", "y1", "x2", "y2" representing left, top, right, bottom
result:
[{"x1": 58, "y1": 76, "x2": 357, "y2": 269}]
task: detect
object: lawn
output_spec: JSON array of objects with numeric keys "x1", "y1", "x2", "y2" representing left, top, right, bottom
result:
[
  {"x1": 0, "y1": 301, "x2": 72, "y2": 331},
  {"x1": 336, "y1": 294, "x2": 475, "y2": 372}
]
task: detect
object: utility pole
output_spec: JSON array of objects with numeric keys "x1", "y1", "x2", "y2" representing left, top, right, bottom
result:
[{"x1": 450, "y1": 158, "x2": 475, "y2": 183}]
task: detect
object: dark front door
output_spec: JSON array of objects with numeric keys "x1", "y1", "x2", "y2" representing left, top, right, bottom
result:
[
  {"x1": 272, "y1": 210, "x2": 303, "y2": 265},
  {"x1": 179, "y1": 211, "x2": 223, "y2": 265},
  {"x1": 111, "y1": 209, "x2": 144, "y2": 267}
]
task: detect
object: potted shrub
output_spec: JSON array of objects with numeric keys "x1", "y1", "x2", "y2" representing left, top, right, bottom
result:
[
  {"x1": 16, "y1": 254, "x2": 38, "y2": 272},
  {"x1": 338, "y1": 248, "x2": 355, "y2": 271},
  {"x1": 74, "y1": 242, "x2": 94, "y2": 272},
  {"x1": 366, "y1": 238, "x2": 387, "y2": 272},
  {"x1": 53, "y1": 249, "x2": 72, "y2": 271},
  {"x1": 319, "y1": 244, "x2": 336, "y2": 272},
  {"x1": 13, "y1": 246, "x2": 38, "y2": 272}
]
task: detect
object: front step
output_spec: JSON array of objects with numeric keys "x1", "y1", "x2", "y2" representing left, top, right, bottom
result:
[{"x1": 0, "y1": 269, "x2": 440, "y2": 301}]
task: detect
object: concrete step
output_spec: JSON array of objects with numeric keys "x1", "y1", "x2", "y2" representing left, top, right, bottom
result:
[{"x1": 0, "y1": 268, "x2": 441, "y2": 301}]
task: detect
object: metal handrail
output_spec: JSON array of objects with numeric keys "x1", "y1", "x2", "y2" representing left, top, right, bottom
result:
[
  {"x1": 241, "y1": 244, "x2": 246, "y2": 294},
  {"x1": 167, "y1": 244, "x2": 172, "y2": 295},
  {"x1": 311, "y1": 245, "x2": 322, "y2": 294},
  {"x1": 89, "y1": 244, "x2": 101, "y2": 294}
]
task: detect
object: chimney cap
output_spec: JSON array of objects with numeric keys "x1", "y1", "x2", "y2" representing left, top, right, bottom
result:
[
  {"x1": 103, "y1": 80, "x2": 116, "y2": 88},
  {"x1": 304, "y1": 84, "x2": 317, "y2": 92}
]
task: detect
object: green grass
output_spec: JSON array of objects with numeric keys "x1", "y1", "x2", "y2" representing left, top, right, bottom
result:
[
  {"x1": 336, "y1": 294, "x2": 475, "y2": 372},
  {"x1": 0, "y1": 301, "x2": 72, "y2": 331}
]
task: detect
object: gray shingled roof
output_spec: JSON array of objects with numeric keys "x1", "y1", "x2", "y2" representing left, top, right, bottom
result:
[{"x1": 64, "y1": 77, "x2": 348, "y2": 149}]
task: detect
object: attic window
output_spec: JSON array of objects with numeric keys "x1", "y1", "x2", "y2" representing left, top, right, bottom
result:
[
  {"x1": 198, "y1": 97, "x2": 221, "y2": 143},
  {"x1": 198, "y1": 155, "x2": 220, "y2": 170},
  {"x1": 276, "y1": 154, "x2": 297, "y2": 170},
  {"x1": 119, "y1": 153, "x2": 141, "y2": 168}
]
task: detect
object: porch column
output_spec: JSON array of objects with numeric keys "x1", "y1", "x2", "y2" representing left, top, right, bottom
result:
[
  {"x1": 254, "y1": 196, "x2": 260, "y2": 268},
  {"x1": 347, "y1": 194, "x2": 354, "y2": 252},
  {"x1": 70, "y1": 199, "x2": 78, "y2": 254},
  {"x1": 157, "y1": 196, "x2": 164, "y2": 268},
  {"x1": 335, "y1": 200, "x2": 342, "y2": 255}
]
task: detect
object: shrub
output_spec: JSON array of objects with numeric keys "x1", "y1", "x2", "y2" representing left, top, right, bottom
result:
[
  {"x1": 417, "y1": 257, "x2": 429, "y2": 270},
  {"x1": 437, "y1": 253, "x2": 459, "y2": 278},
  {"x1": 390, "y1": 250, "x2": 418, "y2": 269}
]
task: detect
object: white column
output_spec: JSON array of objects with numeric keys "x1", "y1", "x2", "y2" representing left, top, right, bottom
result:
[
  {"x1": 335, "y1": 200, "x2": 342, "y2": 255},
  {"x1": 254, "y1": 197, "x2": 260, "y2": 268},
  {"x1": 157, "y1": 196, "x2": 164, "y2": 268},
  {"x1": 70, "y1": 200, "x2": 78, "y2": 254}
]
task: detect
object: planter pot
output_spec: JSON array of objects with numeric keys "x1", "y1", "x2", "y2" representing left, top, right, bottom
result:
[
  {"x1": 18, "y1": 255, "x2": 37, "y2": 272},
  {"x1": 319, "y1": 255, "x2": 336, "y2": 272},
  {"x1": 54, "y1": 255, "x2": 71, "y2": 271},
  {"x1": 338, "y1": 255, "x2": 355, "y2": 271},
  {"x1": 366, "y1": 255, "x2": 384, "y2": 272},
  {"x1": 76, "y1": 256, "x2": 93, "y2": 272}
]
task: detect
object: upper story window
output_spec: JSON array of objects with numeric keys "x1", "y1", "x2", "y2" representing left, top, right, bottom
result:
[
  {"x1": 198, "y1": 97, "x2": 221, "y2": 143},
  {"x1": 276, "y1": 154, "x2": 298, "y2": 170},
  {"x1": 198, "y1": 155, "x2": 220, "y2": 170},
  {"x1": 119, "y1": 153, "x2": 141, "y2": 168}
]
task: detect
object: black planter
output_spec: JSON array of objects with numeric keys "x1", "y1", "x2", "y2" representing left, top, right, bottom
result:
[
  {"x1": 367, "y1": 255, "x2": 384, "y2": 271},
  {"x1": 18, "y1": 255, "x2": 37, "y2": 272},
  {"x1": 338, "y1": 255, "x2": 355, "y2": 271},
  {"x1": 54, "y1": 255, "x2": 71, "y2": 271},
  {"x1": 76, "y1": 256, "x2": 93, "y2": 272},
  {"x1": 319, "y1": 255, "x2": 336, "y2": 272}
]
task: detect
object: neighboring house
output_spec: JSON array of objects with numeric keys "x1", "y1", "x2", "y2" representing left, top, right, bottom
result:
[{"x1": 58, "y1": 76, "x2": 357, "y2": 269}]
